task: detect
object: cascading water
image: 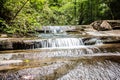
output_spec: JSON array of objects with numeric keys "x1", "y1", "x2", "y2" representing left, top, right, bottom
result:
[
  {"x1": 38, "y1": 26, "x2": 77, "y2": 38},
  {"x1": 26, "y1": 37, "x2": 103, "y2": 49},
  {"x1": 36, "y1": 38, "x2": 84, "y2": 48},
  {"x1": 57, "y1": 60, "x2": 120, "y2": 80},
  {"x1": 42, "y1": 26, "x2": 76, "y2": 34},
  {"x1": 0, "y1": 26, "x2": 120, "y2": 80}
]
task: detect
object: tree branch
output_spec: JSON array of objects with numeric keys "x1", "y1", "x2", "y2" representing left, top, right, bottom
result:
[{"x1": 12, "y1": 0, "x2": 29, "y2": 20}]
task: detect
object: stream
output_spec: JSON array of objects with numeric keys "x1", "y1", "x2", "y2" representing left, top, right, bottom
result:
[{"x1": 0, "y1": 25, "x2": 120, "y2": 80}]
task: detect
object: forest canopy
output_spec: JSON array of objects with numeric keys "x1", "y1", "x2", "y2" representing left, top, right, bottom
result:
[{"x1": 0, "y1": 0, "x2": 120, "y2": 34}]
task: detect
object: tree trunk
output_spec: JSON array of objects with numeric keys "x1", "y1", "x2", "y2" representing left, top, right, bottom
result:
[{"x1": 12, "y1": 0, "x2": 29, "y2": 20}]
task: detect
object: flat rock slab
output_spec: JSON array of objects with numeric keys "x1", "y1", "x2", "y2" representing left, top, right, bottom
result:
[
  {"x1": 0, "y1": 30, "x2": 120, "y2": 50},
  {"x1": 0, "y1": 56, "x2": 120, "y2": 80},
  {"x1": 87, "y1": 30, "x2": 120, "y2": 37},
  {"x1": 0, "y1": 38, "x2": 40, "y2": 50}
]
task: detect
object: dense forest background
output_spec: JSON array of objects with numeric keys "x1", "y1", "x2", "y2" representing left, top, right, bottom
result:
[{"x1": 0, "y1": 0, "x2": 120, "y2": 34}]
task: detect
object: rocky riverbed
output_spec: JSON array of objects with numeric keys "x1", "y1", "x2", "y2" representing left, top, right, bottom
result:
[{"x1": 0, "y1": 20, "x2": 120, "y2": 80}]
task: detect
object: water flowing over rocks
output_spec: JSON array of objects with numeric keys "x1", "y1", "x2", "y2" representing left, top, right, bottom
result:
[
  {"x1": 0, "y1": 23, "x2": 120, "y2": 80},
  {"x1": 42, "y1": 26, "x2": 76, "y2": 34},
  {"x1": 58, "y1": 60, "x2": 120, "y2": 80}
]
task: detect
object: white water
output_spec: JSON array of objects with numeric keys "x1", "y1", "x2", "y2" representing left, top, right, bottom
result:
[
  {"x1": 0, "y1": 61, "x2": 71, "y2": 80},
  {"x1": 42, "y1": 26, "x2": 76, "y2": 34},
  {"x1": 33, "y1": 38, "x2": 85, "y2": 48},
  {"x1": 1, "y1": 26, "x2": 119, "y2": 80},
  {"x1": 31, "y1": 37, "x2": 103, "y2": 49},
  {"x1": 58, "y1": 61, "x2": 120, "y2": 80}
]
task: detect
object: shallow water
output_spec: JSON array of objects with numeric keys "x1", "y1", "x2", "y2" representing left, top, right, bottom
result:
[
  {"x1": 58, "y1": 60, "x2": 120, "y2": 80},
  {"x1": 0, "y1": 26, "x2": 120, "y2": 80}
]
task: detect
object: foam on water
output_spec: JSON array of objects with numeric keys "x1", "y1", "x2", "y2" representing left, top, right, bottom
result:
[
  {"x1": 32, "y1": 38, "x2": 85, "y2": 48},
  {"x1": 0, "y1": 61, "x2": 70, "y2": 80},
  {"x1": 42, "y1": 26, "x2": 76, "y2": 34},
  {"x1": 58, "y1": 60, "x2": 120, "y2": 80}
]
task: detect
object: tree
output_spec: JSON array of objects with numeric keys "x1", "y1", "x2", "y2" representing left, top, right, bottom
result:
[
  {"x1": 108, "y1": 0, "x2": 120, "y2": 19},
  {"x1": 0, "y1": 0, "x2": 120, "y2": 35}
]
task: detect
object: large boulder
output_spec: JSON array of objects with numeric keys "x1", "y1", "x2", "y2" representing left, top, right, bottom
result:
[
  {"x1": 100, "y1": 20, "x2": 112, "y2": 30},
  {"x1": 91, "y1": 20, "x2": 120, "y2": 31}
]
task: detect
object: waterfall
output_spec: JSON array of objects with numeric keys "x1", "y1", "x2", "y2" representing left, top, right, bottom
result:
[
  {"x1": 33, "y1": 38, "x2": 84, "y2": 48},
  {"x1": 42, "y1": 26, "x2": 76, "y2": 34},
  {"x1": 32, "y1": 38, "x2": 103, "y2": 49},
  {"x1": 1, "y1": 26, "x2": 119, "y2": 80}
]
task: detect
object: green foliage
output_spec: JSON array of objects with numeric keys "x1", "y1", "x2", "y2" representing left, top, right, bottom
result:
[
  {"x1": 0, "y1": 19, "x2": 8, "y2": 33},
  {"x1": 0, "y1": 0, "x2": 119, "y2": 35},
  {"x1": 0, "y1": 0, "x2": 41, "y2": 34}
]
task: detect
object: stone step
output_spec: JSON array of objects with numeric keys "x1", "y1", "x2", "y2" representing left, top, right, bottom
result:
[{"x1": 0, "y1": 35, "x2": 120, "y2": 50}]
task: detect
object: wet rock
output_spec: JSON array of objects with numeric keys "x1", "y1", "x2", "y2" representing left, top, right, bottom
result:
[
  {"x1": 108, "y1": 20, "x2": 120, "y2": 29},
  {"x1": 83, "y1": 36, "x2": 120, "y2": 45},
  {"x1": 12, "y1": 41, "x2": 34, "y2": 50},
  {"x1": 58, "y1": 59, "x2": 120, "y2": 80},
  {"x1": 99, "y1": 36, "x2": 120, "y2": 44},
  {"x1": 0, "y1": 40, "x2": 13, "y2": 50},
  {"x1": 83, "y1": 38, "x2": 101, "y2": 45},
  {"x1": 0, "y1": 38, "x2": 35, "y2": 50}
]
